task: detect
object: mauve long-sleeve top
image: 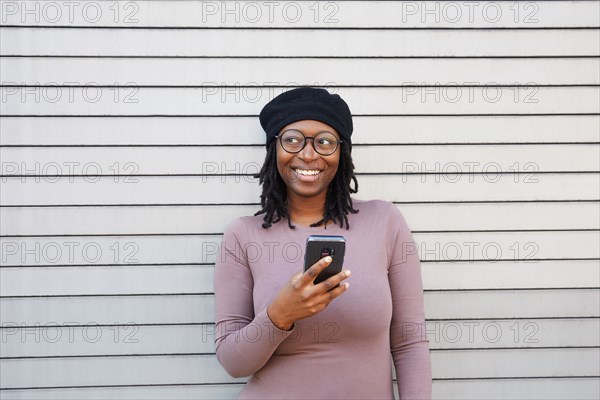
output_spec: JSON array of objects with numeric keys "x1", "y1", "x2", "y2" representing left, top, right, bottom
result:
[{"x1": 214, "y1": 199, "x2": 432, "y2": 399}]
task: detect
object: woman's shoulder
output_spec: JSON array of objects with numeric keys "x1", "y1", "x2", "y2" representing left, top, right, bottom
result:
[
  {"x1": 352, "y1": 198, "x2": 410, "y2": 229},
  {"x1": 222, "y1": 213, "x2": 266, "y2": 237},
  {"x1": 353, "y1": 198, "x2": 403, "y2": 216}
]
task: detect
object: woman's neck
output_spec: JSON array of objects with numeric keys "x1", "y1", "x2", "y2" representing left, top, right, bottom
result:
[{"x1": 286, "y1": 190, "x2": 327, "y2": 227}]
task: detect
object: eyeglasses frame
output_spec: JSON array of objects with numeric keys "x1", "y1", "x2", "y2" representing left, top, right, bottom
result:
[{"x1": 274, "y1": 129, "x2": 343, "y2": 156}]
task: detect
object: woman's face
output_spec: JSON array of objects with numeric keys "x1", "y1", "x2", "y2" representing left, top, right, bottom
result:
[{"x1": 276, "y1": 120, "x2": 341, "y2": 199}]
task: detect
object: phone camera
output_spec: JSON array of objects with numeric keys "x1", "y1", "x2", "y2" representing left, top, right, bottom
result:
[{"x1": 320, "y1": 247, "x2": 335, "y2": 257}]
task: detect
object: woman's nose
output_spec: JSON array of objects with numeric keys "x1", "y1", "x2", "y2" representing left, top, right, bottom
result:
[{"x1": 298, "y1": 138, "x2": 319, "y2": 161}]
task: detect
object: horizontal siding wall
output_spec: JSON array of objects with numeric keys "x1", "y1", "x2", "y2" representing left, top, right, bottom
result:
[{"x1": 1, "y1": 1, "x2": 599, "y2": 399}]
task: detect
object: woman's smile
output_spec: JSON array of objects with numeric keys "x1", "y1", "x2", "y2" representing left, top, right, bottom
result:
[
  {"x1": 291, "y1": 166, "x2": 325, "y2": 183},
  {"x1": 293, "y1": 168, "x2": 322, "y2": 176}
]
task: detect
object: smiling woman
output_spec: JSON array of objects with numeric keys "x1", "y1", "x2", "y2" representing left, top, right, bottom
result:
[{"x1": 214, "y1": 87, "x2": 432, "y2": 399}]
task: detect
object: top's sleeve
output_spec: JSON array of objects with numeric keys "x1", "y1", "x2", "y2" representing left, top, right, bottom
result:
[
  {"x1": 213, "y1": 219, "x2": 296, "y2": 378},
  {"x1": 386, "y1": 204, "x2": 433, "y2": 399}
]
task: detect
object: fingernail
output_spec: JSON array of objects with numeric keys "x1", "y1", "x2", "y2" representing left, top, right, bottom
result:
[
  {"x1": 344, "y1": 270, "x2": 352, "y2": 277},
  {"x1": 344, "y1": 282, "x2": 350, "y2": 289},
  {"x1": 324, "y1": 256, "x2": 332, "y2": 263}
]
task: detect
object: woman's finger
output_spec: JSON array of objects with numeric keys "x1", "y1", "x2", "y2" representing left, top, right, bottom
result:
[
  {"x1": 314, "y1": 269, "x2": 352, "y2": 294},
  {"x1": 317, "y1": 281, "x2": 350, "y2": 304},
  {"x1": 299, "y1": 256, "x2": 332, "y2": 285}
]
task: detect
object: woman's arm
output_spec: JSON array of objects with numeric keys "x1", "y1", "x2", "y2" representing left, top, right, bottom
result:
[
  {"x1": 213, "y1": 219, "x2": 296, "y2": 378},
  {"x1": 214, "y1": 219, "x2": 352, "y2": 378},
  {"x1": 387, "y1": 205, "x2": 433, "y2": 399}
]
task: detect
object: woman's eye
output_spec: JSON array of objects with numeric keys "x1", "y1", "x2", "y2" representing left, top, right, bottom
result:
[
  {"x1": 286, "y1": 137, "x2": 301, "y2": 143},
  {"x1": 318, "y1": 138, "x2": 332, "y2": 145}
]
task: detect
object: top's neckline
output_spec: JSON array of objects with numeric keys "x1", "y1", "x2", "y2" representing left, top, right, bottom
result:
[
  {"x1": 287, "y1": 218, "x2": 340, "y2": 232},
  {"x1": 281, "y1": 198, "x2": 362, "y2": 231}
]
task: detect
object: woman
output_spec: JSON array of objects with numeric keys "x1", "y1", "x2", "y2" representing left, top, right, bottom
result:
[{"x1": 214, "y1": 87, "x2": 432, "y2": 399}]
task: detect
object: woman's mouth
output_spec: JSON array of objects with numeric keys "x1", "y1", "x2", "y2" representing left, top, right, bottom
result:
[
  {"x1": 294, "y1": 168, "x2": 322, "y2": 176},
  {"x1": 292, "y1": 168, "x2": 323, "y2": 181}
]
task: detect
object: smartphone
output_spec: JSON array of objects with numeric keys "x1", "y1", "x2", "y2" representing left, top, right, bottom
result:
[{"x1": 304, "y1": 235, "x2": 346, "y2": 285}]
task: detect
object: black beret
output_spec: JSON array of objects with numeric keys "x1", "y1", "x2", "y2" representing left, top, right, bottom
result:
[{"x1": 259, "y1": 87, "x2": 353, "y2": 150}]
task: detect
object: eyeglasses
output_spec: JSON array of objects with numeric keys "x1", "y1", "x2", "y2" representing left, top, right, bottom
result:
[{"x1": 275, "y1": 129, "x2": 342, "y2": 156}]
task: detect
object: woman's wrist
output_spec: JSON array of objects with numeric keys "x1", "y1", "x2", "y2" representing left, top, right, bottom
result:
[{"x1": 267, "y1": 304, "x2": 294, "y2": 331}]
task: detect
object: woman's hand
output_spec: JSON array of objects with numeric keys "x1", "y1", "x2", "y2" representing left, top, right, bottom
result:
[{"x1": 266, "y1": 256, "x2": 351, "y2": 331}]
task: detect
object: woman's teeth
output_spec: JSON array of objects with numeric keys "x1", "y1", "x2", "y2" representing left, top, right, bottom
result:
[{"x1": 294, "y1": 169, "x2": 321, "y2": 176}]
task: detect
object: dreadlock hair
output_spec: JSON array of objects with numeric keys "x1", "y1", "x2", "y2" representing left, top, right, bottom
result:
[{"x1": 253, "y1": 140, "x2": 359, "y2": 230}]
